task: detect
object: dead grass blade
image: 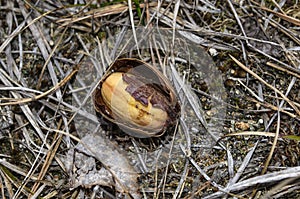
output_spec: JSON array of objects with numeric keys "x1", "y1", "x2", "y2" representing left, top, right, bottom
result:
[
  {"x1": 36, "y1": 26, "x2": 68, "y2": 90},
  {"x1": 29, "y1": 128, "x2": 63, "y2": 196},
  {"x1": 262, "y1": 177, "x2": 300, "y2": 198},
  {"x1": 228, "y1": 142, "x2": 258, "y2": 187},
  {"x1": 0, "y1": 68, "x2": 78, "y2": 106},
  {"x1": 266, "y1": 62, "x2": 300, "y2": 79},
  {"x1": 181, "y1": 144, "x2": 224, "y2": 192},
  {"x1": 254, "y1": 2, "x2": 300, "y2": 26},
  {"x1": 128, "y1": 0, "x2": 141, "y2": 58},
  {"x1": 229, "y1": 54, "x2": 300, "y2": 118},
  {"x1": 207, "y1": 142, "x2": 259, "y2": 199},
  {"x1": 246, "y1": 96, "x2": 297, "y2": 118},
  {"x1": 0, "y1": 169, "x2": 15, "y2": 198},
  {"x1": 19, "y1": 1, "x2": 64, "y2": 102},
  {"x1": 0, "y1": 160, "x2": 35, "y2": 197},
  {"x1": 57, "y1": 2, "x2": 158, "y2": 27},
  {"x1": 252, "y1": 105, "x2": 281, "y2": 198},
  {"x1": 225, "y1": 131, "x2": 276, "y2": 137},
  {"x1": 204, "y1": 166, "x2": 300, "y2": 199},
  {"x1": 0, "y1": 21, "x2": 26, "y2": 54}
]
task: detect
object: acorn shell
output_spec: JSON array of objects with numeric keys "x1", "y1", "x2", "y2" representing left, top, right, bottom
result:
[{"x1": 93, "y1": 58, "x2": 180, "y2": 138}]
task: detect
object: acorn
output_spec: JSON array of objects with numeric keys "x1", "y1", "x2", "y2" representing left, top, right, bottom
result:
[{"x1": 93, "y1": 58, "x2": 180, "y2": 138}]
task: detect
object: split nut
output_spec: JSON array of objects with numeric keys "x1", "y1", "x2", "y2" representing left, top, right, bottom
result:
[{"x1": 93, "y1": 58, "x2": 180, "y2": 138}]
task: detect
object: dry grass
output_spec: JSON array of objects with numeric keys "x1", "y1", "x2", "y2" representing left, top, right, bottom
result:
[{"x1": 0, "y1": 0, "x2": 300, "y2": 198}]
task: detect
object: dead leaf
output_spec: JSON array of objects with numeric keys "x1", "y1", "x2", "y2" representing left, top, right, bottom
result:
[{"x1": 65, "y1": 134, "x2": 141, "y2": 199}]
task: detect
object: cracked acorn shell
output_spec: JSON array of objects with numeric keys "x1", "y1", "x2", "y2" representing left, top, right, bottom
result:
[{"x1": 93, "y1": 58, "x2": 180, "y2": 138}]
